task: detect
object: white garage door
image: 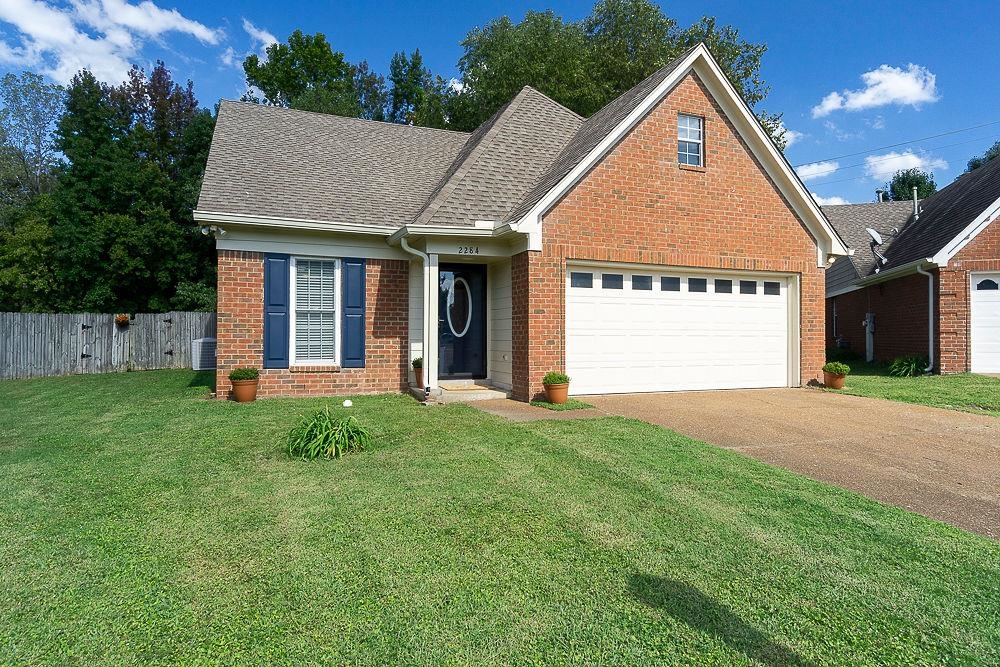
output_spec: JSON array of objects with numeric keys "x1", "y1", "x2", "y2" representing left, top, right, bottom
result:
[
  {"x1": 566, "y1": 265, "x2": 793, "y2": 394},
  {"x1": 971, "y1": 273, "x2": 1000, "y2": 373}
]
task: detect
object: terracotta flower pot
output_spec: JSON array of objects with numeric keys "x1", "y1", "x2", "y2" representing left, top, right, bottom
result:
[
  {"x1": 823, "y1": 371, "x2": 846, "y2": 389},
  {"x1": 231, "y1": 379, "x2": 259, "y2": 402},
  {"x1": 544, "y1": 382, "x2": 569, "y2": 405},
  {"x1": 414, "y1": 367, "x2": 424, "y2": 389}
]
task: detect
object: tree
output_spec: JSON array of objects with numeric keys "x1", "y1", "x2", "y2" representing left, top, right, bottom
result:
[
  {"x1": 0, "y1": 72, "x2": 65, "y2": 214},
  {"x1": 243, "y1": 30, "x2": 386, "y2": 119},
  {"x1": 51, "y1": 63, "x2": 216, "y2": 313},
  {"x1": 885, "y1": 168, "x2": 936, "y2": 201},
  {"x1": 0, "y1": 194, "x2": 59, "y2": 311},
  {"x1": 447, "y1": 1, "x2": 782, "y2": 144},
  {"x1": 966, "y1": 140, "x2": 1000, "y2": 172},
  {"x1": 386, "y1": 49, "x2": 449, "y2": 128}
]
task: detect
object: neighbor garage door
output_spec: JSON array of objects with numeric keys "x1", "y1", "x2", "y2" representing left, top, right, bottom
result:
[
  {"x1": 971, "y1": 272, "x2": 1000, "y2": 373},
  {"x1": 566, "y1": 265, "x2": 793, "y2": 394}
]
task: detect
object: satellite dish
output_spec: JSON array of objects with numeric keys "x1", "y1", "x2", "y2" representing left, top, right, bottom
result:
[{"x1": 866, "y1": 227, "x2": 883, "y2": 245}]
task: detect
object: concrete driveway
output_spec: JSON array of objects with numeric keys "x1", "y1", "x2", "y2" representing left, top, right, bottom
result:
[{"x1": 586, "y1": 389, "x2": 1000, "y2": 539}]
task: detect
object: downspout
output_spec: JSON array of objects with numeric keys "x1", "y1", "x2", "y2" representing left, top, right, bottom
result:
[
  {"x1": 399, "y1": 237, "x2": 432, "y2": 393},
  {"x1": 916, "y1": 264, "x2": 935, "y2": 373}
]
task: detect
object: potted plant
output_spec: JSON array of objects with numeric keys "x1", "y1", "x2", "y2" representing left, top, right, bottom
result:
[
  {"x1": 542, "y1": 371, "x2": 570, "y2": 405},
  {"x1": 229, "y1": 367, "x2": 260, "y2": 402},
  {"x1": 412, "y1": 357, "x2": 424, "y2": 389},
  {"x1": 114, "y1": 313, "x2": 130, "y2": 328},
  {"x1": 822, "y1": 361, "x2": 850, "y2": 389}
]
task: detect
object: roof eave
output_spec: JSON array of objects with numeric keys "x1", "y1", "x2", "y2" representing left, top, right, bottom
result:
[
  {"x1": 193, "y1": 210, "x2": 398, "y2": 236},
  {"x1": 854, "y1": 258, "x2": 935, "y2": 287}
]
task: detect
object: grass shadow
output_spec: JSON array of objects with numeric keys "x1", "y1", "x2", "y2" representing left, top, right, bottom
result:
[
  {"x1": 188, "y1": 370, "x2": 216, "y2": 390},
  {"x1": 629, "y1": 574, "x2": 815, "y2": 667}
]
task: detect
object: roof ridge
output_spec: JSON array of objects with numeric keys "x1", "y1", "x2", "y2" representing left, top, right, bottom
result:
[
  {"x1": 217, "y1": 99, "x2": 472, "y2": 138},
  {"x1": 411, "y1": 87, "x2": 538, "y2": 226},
  {"x1": 519, "y1": 85, "x2": 585, "y2": 121}
]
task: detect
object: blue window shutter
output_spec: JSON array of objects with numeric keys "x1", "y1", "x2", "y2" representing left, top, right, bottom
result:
[
  {"x1": 342, "y1": 258, "x2": 366, "y2": 368},
  {"x1": 263, "y1": 253, "x2": 290, "y2": 368}
]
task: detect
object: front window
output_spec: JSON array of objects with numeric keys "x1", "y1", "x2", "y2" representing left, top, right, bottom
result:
[
  {"x1": 293, "y1": 258, "x2": 339, "y2": 364},
  {"x1": 678, "y1": 114, "x2": 703, "y2": 166}
]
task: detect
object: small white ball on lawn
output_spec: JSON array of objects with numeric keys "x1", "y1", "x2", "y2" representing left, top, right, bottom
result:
[{"x1": 342, "y1": 399, "x2": 353, "y2": 408}]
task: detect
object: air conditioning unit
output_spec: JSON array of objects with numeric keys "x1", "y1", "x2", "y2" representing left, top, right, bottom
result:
[{"x1": 191, "y1": 337, "x2": 217, "y2": 371}]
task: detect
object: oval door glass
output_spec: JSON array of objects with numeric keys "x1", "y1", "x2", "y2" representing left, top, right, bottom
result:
[{"x1": 447, "y1": 277, "x2": 472, "y2": 337}]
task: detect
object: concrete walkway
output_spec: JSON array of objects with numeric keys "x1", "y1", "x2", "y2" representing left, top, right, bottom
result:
[{"x1": 582, "y1": 389, "x2": 1000, "y2": 539}]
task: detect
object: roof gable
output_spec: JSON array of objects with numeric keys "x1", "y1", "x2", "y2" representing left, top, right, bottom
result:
[
  {"x1": 507, "y1": 43, "x2": 849, "y2": 264},
  {"x1": 411, "y1": 86, "x2": 583, "y2": 227}
]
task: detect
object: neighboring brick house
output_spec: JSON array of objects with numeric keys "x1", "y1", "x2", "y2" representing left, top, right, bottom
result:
[
  {"x1": 196, "y1": 44, "x2": 848, "y2": 400},
  {"x1": 824, "y1": 156, "x2": 1000, "y2": 373}
]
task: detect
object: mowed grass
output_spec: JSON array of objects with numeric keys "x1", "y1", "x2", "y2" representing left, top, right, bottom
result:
[
  {"x1": 1, "y1": 371, "x2": 998, "y2": 666},
  {"x1": 829, "y1": 363, "x2": 1000, "y2": 415}
]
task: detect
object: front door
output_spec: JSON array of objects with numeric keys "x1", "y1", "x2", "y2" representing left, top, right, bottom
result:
[{"x1": 439, "y1": 263, "x2": 487, "y2": 379}]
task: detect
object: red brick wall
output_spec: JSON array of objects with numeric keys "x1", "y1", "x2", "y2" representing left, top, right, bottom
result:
[
  {"x1": 826, "y1": 274, "x2": 930, "y2": 362},
  {"x1": 215, "y1": 250, "x2": 409, "y2": 398},
  {"x1": 511, "y1": 72, "x2": 827, "y2": 401},
  {"x1": 939, "y1": 218, "x2": 1000, "y2": 373}
]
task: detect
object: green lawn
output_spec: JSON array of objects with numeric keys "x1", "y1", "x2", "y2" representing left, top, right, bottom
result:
[
  {"x1": 1, "y1": 371, "x2": 997, "y2": 665},
  {"x1": 829, "y1": 363, "x2": 1000, "y2": 416}
]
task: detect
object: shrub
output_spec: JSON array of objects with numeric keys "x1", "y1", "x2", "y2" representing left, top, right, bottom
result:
[
  {"x1": 542, "y1": 371, "x2": 570, "y2": 386},
  {"x1": 287, "y1": 406, "x2": 372, "y2": 459},
  {"x1": 889, "y1": 355, "x2": 928, "y2": 377},
  {"x1": 822, "y1": 361, "x2": 851, "y2": 376},
  {"x1": 411, "y1": 357, "x2": 423, "y2": 369},
  {"x1": 228, "y1": 367, "x2": 259, "y2": 381}
]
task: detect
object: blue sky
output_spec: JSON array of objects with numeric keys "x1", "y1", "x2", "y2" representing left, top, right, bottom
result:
[{"x1": 1, "y1": 0, "x2": 998, "y2": 205}]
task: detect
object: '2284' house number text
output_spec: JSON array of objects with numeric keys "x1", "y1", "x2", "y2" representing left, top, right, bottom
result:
[{"x1": 457, "y1": 245, "x2": 480, "y2": 255}]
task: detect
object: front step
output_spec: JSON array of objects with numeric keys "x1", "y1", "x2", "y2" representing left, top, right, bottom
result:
[{"x1": 409, "y1": 380, "x2": 511, "y2": 403}]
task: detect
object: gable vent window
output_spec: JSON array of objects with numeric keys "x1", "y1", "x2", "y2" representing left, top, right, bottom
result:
[
  {"x1": 293, "y1": 258, "x2": 339, "y2": 363},
  {"x1": 678, "y1": 114, "x2": 704, "y2": 166}
]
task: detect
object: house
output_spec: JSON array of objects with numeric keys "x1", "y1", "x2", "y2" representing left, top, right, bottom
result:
[
  {"x1": 824, "y1": 156, "x2": 1000, "y2": 373},
  {"x1": 195, "y1": 44, "x2": 848, "y2": 401}
]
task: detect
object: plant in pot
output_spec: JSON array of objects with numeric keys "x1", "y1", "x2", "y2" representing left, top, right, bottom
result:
[
  {"x1": 229, "y1": 367, "x2": 260, "y2": 402},
  {"x1": 412, "y1": 357, "x2": 424, "y2": 389},
  {"x1": 822, "y1": 361, "x2": 850, "y2": 389},
  {"x1": 542, "y1": 371, "x2": 570, "y2": 405}
]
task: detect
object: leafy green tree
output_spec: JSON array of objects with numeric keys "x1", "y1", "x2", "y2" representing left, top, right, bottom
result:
[
  {"x1": 0, "y1": 194, "x2": 59, "y2": 311},
  {"x1": 0, "y1": 72, "x2": 65, "y2": 215},
  {"x1": 885, "y1": 168, "x2": 936, "y2": 201},
  {"x1": 387, "y1": 49, "x2": 449, "y2": 128},
  {"x1": 966, "y1": 140, "x2": 1000, "y2": 172},
  {"x1": 52, "y1": 63, "x2": 216, "y2": 313},
  {"x1": 447, "y1": 1, "x2": 782, "y2": 144},
  {"x1": 243, "y1": 30, "x2": 386, "y2": 120}
]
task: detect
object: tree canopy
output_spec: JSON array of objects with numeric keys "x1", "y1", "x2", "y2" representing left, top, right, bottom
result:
[
  {"x1": 966, "y1": 140, "x2": 1000, "y2": 172},
  {"x1": 886, "y1": 168, "x2": 937, "y2": 201}
]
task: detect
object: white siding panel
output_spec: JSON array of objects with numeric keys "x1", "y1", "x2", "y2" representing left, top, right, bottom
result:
[
  {"x1": 489, "y1": 260, "x2": 513, "y2": 390},
  {"x1": 408, "y1": 260, "x2": 424, "y2": 384}
]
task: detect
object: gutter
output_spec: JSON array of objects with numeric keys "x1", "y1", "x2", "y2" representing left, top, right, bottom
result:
[
  {"x1": 915, "y1": 265, "x2": 935, "y2": 373},
  {"x1": 854, "y1": 258, "x2": 935, "y2": 287},
  {"x1": 193, "y1": 210, "x2": 398, "y2": 235}
]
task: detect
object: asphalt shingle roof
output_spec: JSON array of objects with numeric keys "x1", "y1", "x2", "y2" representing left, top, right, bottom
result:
[
  {"x1": 412, "y1": 86, "x2": 583, "y2": 227},
  {"x1": 880, "y1": 155, "x2": 1000, "y2": 270},
  {"x1": 197, "y1": 102, "x2": 470, "y2": 227},
  {"x1": 822, "y1": 201, "x2": 914, "y2": 283}
]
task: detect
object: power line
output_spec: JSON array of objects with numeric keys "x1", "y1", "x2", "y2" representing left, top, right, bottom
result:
[
  {"x1": 792, "y1": 119, "x2": 1000, "y2": 168},
  {"x1": 805, "y1": 133, "x2": 999, "y2": 188}
]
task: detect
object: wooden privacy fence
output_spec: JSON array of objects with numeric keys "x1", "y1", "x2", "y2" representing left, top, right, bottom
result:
[{"x1": 0, "y1": 311, "x2": 216, "y2": 380}]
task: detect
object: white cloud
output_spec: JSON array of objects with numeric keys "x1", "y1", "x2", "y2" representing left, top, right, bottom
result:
[
  {"x1": 448, "y1": 77, "x2": 465, "y2": 94},
  {"x1": 242, "y1": 19, "x2": 276, "y2": 53},
  {"x1": 796, "y1": 160, "x2": 839, "y2": 182},
  {"x1": 776, "y1": 121, "x2": 803, "y2": 148},
  {"x1": 811, "y1": 193, "x2": 850, "y2": 206},
  {"x1": 0, "y1": 0, "x2": 221, "y2": 84},
  {"x1": 864, "y1": 150, "x2": 947, "y2": 181},
  {"x1": 812, "y1": 64, "x2": 938, "y2": 118}
]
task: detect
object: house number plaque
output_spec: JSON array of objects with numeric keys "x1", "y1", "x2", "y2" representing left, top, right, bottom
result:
[{"x1": 457, "y1": 245, "x2": 480, "y2": 255}]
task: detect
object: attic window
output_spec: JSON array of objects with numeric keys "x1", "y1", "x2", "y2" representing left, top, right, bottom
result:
[{"x1": 678, "y1": 114, "x2": 704, "y2": 166}]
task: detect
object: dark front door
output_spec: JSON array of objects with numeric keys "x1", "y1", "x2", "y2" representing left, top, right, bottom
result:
[{"x1": 439, "y1": 263, "x2": 487, "y2": 379}]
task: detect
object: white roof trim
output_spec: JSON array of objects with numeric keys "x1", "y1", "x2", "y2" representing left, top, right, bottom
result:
[
  {"x1": 854, "y1": 258, "x2": 934, "y2": 287},
  {"x1": 512, "y1": 43, "x2": 849, "y2": 265},
  {"x1": 930, "y1": 194, "x2": 1000, "y2": 266},
  {"x1": 388, "y1": 224, "x2": 499, "y2": 244},
  {"x1": 193, "y1": 210, "x2": 397, "y2": 235}
]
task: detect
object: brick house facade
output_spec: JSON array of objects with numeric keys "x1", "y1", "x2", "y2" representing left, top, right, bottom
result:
[{"x1": 197, "y1": 44, "x2": 848, "y2": 400}]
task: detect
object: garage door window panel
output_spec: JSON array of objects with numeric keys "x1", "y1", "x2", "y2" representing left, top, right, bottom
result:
[
  {"x1": 602, "y1": 274, "x2": 624, "y2": 289},
  {"x1": 570, "y1": 272, "x2": 593, "y2": 288},
  {"x1": 688, "y1": 278, "x2": 707, "y2": 293}
]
